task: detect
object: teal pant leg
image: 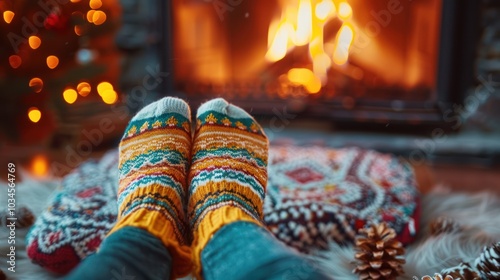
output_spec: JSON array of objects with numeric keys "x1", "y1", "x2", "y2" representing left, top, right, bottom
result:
[
  {"x1": 201, "y1": 222, "x2": 330, "y2": 280},
  {"x1": 65, "y1": 227, "x2": 172, "y2": 280}
]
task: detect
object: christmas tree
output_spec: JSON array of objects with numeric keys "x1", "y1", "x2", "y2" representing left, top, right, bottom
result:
[{"x1": 0, "y1": 0, "x2": 119, "y2": 143}]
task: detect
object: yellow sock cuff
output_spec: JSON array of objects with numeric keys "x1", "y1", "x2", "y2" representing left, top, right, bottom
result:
[
  {"x1": 108, "y1": 209, "x2": 193, "y2": 278},
  {"x1": 191, "y1": 206, "x2": 262, "y2": 279}
]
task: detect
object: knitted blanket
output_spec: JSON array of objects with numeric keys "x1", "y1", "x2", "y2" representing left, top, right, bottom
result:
[{"x1": 3, "y1": 145, "x2": 420, "y2": 277}]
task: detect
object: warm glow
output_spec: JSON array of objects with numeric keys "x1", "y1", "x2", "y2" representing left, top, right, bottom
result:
[
  {"x1": 70, "y1": 0, "x2": 81, "y2": 2},
  {"x1": 74, "y1": 25, "x2": 84, "y2": 36},
  {"x1": 87, "y1": 10, "x2": 95, "y2": 23},
  {"x1": 9, "y1": 55, "x2": 22, "y2": 69},
  {"x1": 97, "y1": 82, "x2": 113, "y2": 96},
  {"x1": 28, "y1": 36, "x2": 41, "y2": 49},
  {"x1": 3, "y1": 11, "x2": 14, "y2": 24},
  {"x1": 266, "y1": 22, "x2": 294, "y2": 62},
  {"x1": 338, "y1": 2, "x2": 352, "y2": 20},
  {"x1": 101, "y1": 90, "x2": 118, "y2": 104},
  {"x1": 30, "y1": 155, "x2": 49, "y2": 177},
  {"x1": 315, "y1": 0, "x2": 335, "y2": 21},
  {"x1": 267, "y1": 0, "x2": 349, "y2": 91},
  {"x1": 287, "y1": 68, "x2": 322, "y2": 94},
  {"x1": 63, "y1": 88, "x2": 78, "y2": 104},
  {"x1": 28, "y1": 107, "x2": 42, "y2": 123},
  {"x1": 92, "y1": 10, "x2": 106, "y2": 25},
  {"x1": 89, "y1": 0, "x2": 102, "y2": 9},
  {"x1": 333, "y1": 24, "x2": 354, "y2": 65},
  {"x1": 295, "y1": 0, "x2": 312, "y2": 46},
  {"x1": 46, "y1": 55, "x2": 59, "y2": 69},
  {"x1": 77, "y1": 82, "x2": 91, "y2": 96},
  {"x1": 29, "y1": 78, "x2": 44, "y2": 93}
]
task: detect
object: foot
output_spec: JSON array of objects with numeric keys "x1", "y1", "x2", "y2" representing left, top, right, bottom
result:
[
  {"x1": 109, "y1": 97, "x2": 193, "y2": 278},
  {"x1": 188, "y1": 98, "x2": 269, "y2": 276}
]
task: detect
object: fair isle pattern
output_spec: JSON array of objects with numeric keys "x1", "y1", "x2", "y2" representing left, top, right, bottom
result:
[
  {"x1": 116, "y1": 109, "x2": 191, "y2": 245},
  {"x1": 264, "y1": 145, "x2": 419, "y2": 253},
  {"x1": 26, "y1": 150, "x2": 119, "y2": 274},
  {"x1": 188, "y1": 103, "x2": 268, "y2": 230}
]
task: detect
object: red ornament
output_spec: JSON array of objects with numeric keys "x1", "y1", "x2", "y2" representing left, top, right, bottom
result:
[{"x1": 44, "y1": 8, "x2": 69, "y2": 32}]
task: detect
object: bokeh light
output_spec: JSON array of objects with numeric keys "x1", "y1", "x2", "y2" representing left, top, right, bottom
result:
[
  {"x1": 30, "y1": 154, "x2": 49, "y2": 177},
  {"x1": 9, "y1": 55, "x2": 22, "y2": 69},
  {"x1": 29, "y1": 78, "x2": 44, "y2": 93},
  {"x1": 46, "y1": 55, "x2": 59, "y2": 69},
  {"x1": 101, "y1": 90, "x2": 118, "y2": 104},
  {"x1": 86, "y1": 10, "x2": 96, "y2": 23},
  {"x1": 97, "y1": 82, "x2": 113, "y2": 96},
  {"x1": 28, "y1": 107, "x2": 42, "y2": 123},
  {"x1": 77, "y1": 82, "x2": 91, "y2": 96},
  {"x1": 28, "y1": 36, "x2": 41, "y2": 49},
  {"x1": 3, "y1": 11, "x2": 14, "y2": 24},
  {"x1": 89, "y1": 0, "x2": 102, "y2": 9},
  {"x1": 92, "y1": 10, "x2": 106, "y2": 25},
  {"x1": 63, "y1": 88, "x2": 78, "y2": 104}
]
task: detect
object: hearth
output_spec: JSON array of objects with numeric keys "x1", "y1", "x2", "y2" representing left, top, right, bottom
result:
[{"x1": 159, "y1": 0, "x2": 480, "y2": 128}]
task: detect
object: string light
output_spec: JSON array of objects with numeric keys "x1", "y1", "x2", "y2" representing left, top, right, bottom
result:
[
  {"x1": 86, "y1": 10, "x2": 95, "y2": 23},
  {"x1": 92, "y1": 10, "x2": 106, "y2": 25},
  {"x1": 89, "y1": 0, "x2": 102, "y2": 9},
  {"x1": 28, "y1": 107, "x2": 42, "y2": 123},
  {"x1": 28, "y1": 36, "x2": 41, "y2": 49},
  {"x1": 97, "y1": 82, "x2": 113, "y2": 96},
  {"x1": 63, "y1": 88, "x2": 78, "y2": 104},
  {"x1": 29, "y1": 78, "x2": 44, "y2": 93},
  {"x1": 30, "y1": 154, "x2": 49, "y2": 177},
  {"x1": 3, "y1": 11, "x2": 14, "y2": 24},
  {"x1": 9, "y1": 55, "x2": 22, "y2": 69},
  {"x1": 77, "y1": 82, "x2": 91, "y2": 96},
  {"x1": 101, "y1": 89, "x2": 118, "y2": 104},
  {"x1": 46, "y1": 55, "x2": 59, "y2": 69}
]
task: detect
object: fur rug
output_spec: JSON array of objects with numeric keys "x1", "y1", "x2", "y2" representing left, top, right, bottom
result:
[
  {"x1": 313, "y1": 186, "x2": 500, "y2": 279},
  {"x1": 1, "y1": 172, "x2": 500, "y2": 280}
]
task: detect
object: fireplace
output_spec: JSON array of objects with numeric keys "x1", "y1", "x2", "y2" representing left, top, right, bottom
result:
[{"x1": 159, "y1": 0, "x2": 480, "y2": 128}]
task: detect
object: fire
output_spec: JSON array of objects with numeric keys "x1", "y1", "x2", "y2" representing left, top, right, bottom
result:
[{"x1": 266, "y1": 0, "x2": 355, "y2": 93}]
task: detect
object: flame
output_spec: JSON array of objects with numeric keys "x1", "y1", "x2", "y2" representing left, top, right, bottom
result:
[
  {"x1": 333, "y1": 23, "x2": 354, "y2": 65},
  {"x1": 295, "y1": 0, "x2": 313, "y2": 46},
  {"x1": 267, "y1": 0, "x2": 354, "y2": 92}
]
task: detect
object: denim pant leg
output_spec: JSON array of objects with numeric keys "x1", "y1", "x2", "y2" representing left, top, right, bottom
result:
[
  {"x1": 65, "y1": 226, "x2": 172, "y2": 280},
  {"x1": 201, "y1": 222, "x2": 330, "y2": 280}
]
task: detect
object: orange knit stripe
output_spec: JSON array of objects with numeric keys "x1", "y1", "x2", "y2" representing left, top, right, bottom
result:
[
  {"x1": 118, "y1": 165, "x2": 187, "y2": 193},
  {"x1": 119, "y1": 184, "x2": 184, "y2": 219},
  {"x1": 109, "y1": 208, "x2": 193, "y2": 278}
]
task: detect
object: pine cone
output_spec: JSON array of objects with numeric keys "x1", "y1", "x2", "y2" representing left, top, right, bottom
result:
[
  {"x1": 429, "y1": 216, "x2": 461, "y2": 236},
  {"x1": 421, "y1": 274, "x2": 453, "y2": 280},
  {"x1": 353, "y1": 223, "x2": 405, "y2": 280},
  {"x1": 441, "y1": 262, "x2": 480, "y2": 280},
  {"x1": 475, "y1": 242, "x2": 500, "y2": 279}
]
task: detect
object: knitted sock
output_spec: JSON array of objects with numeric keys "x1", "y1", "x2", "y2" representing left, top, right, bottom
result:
[
  {"x1": 107, "y1": 97, "x2": 193, "y2": 278},
  {"x1": 188, "y1": 98, "x2": 269, "y2": 277}
]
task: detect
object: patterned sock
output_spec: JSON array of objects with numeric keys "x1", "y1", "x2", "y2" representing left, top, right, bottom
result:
[
  {"x1": 107, "y1": 97, "x2": 193, "y2": 278},
  {"x1": 188, "y1": 98, "x2": 269, "y2": 277}
]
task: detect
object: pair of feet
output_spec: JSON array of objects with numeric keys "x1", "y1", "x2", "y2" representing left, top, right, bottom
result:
[{"x1": 108, "y1": 97, "x2": 268, "y2": 278}]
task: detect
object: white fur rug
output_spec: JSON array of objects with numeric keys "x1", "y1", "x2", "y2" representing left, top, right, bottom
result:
[{"x1": 1, "y1": 172, "x2": 500, "y2": 280}]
